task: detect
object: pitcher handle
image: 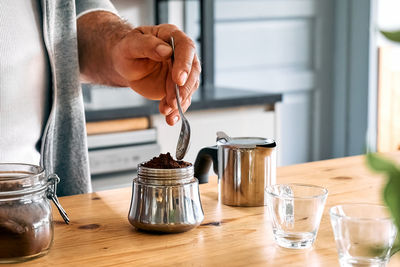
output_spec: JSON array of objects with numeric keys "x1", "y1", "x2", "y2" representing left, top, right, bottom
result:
[{"x1": 194, "y1": 146, "x2": 218, "y2": 184}]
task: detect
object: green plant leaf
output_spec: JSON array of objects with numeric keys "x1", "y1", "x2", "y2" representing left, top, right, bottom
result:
[
  {"x1": 391, "y1": 241, "x2": 400, "y2": 257},
  {"x1": 381, "y1": 30, "x2": 400, "y2": 43},
  {"x1": 366, "y1": 153, "x2": 399, "y2": 173},
  {"x1": 384, "y1": 179, "x2": 400, "y2": 234},
  {"x1": 366, "y1": 153, "x2": 400, "y2": 256}
]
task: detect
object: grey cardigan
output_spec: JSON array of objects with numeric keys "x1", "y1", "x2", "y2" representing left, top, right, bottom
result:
[{"x1": 40, "y1": 0, "x2": 118, "y2": 196}]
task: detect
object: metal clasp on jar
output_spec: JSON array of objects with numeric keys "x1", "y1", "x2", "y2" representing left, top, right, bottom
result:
[{"x1": 46, "y1": 174, "x2": 70, "y2": 224}]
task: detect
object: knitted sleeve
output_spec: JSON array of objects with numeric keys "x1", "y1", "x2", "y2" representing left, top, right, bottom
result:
[{"x1": 75, "y1": 0, "x2": 119, "y2": 20}]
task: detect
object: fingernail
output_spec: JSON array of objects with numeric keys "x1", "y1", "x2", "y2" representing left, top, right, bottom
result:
[
  {"x1": 173, "y1": 116, "x2": 179, "y2": 124},
  {"x1": 179, "y1": 71, "x2": 188, "y2": 85},
  {"x1": 156, "y1": 44, "x2": 171, "y2": 57}
]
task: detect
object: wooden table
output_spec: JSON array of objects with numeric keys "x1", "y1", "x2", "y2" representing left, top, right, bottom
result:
[{"x1": 15, "y1": 153, "x2": 400, "y2": 266}]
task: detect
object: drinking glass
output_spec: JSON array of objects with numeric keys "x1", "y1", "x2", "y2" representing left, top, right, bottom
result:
[
  {"x1": 266, "y1": 183, "x2": 328, "y2": 249},
  {"x1": 330, "y1": 204, "x2": 397, "y2": 267}
]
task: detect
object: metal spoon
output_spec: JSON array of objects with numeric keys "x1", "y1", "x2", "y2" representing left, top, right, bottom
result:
[{"x1": 170, "y1": 36, "x2": 191, "y2": 160}]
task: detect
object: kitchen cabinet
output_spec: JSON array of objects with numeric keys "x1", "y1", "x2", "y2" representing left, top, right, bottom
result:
[{"x1": 151, "y1": 105, "x2": 276, "y2": 164}]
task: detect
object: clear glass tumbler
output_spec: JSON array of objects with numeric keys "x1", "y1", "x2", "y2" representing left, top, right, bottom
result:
[
  {"x1": 266, "y1": 183, "x2": 328, "y2": 249},
  {"x1": 330, "y1": 204, "x2": 397, "y2": 267}
]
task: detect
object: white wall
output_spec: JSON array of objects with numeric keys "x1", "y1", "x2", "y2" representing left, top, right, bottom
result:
[
  {"x1": 377, "y1": 0, "x2": 400, "y2": 46},
  {"x1": 377, "y1": 0, "x2": 400, "y2": 30}
]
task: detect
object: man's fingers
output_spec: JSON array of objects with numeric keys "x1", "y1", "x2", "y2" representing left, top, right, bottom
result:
[
  {"x1": 171, "y1": 31, "x2": 196, "y2": 86},
  {"x1": 124, "y1": 29, "x2": 172, "y2": 62},
  {"x1": 135, "y1": 24, "x2": 200, "y2": 88},
  {"x1": 160, "y1": 96, "x2": 178, "y2": 126},
  {"x1": 166, "y1": 112, "x2": 180, "y2": 126},
  {"x1": 179, "y1": 55, "x2": 201, "y2": 101},
  {"x1": 152, "y1": 25, "x2": 196, "y2": 86},
  {"x1": 181, "y1": 96, "x2": 192, "y2": 113},
  {"x1": 165, "y1": 96, "x2": 191, "y2": 126},
  {"x1": 159, "y1": 98, "x2": 172, "y2": 115},
  {"x1": 126, "y1": 62, "x2": 167, "y2": 99},
  {"x1": 164, "y1": 55, "x2": 197, "y2": 123},
  {"x1": 165, "y1": 63, "x2": 179, "y2": 110},
  {"x1": 127, "y1": 24, "x2": 199, "y2": 126}
]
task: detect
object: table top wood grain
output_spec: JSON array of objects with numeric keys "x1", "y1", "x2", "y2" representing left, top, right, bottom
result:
[{"x1": 15, "y1": 153, "x2": 400, "y2": 266}]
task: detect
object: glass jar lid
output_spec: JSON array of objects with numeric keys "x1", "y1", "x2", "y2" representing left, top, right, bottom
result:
[
  {"x1": 0, "y1": 163, "x2": 46, "y2": 193},
  {"x1": 0, "y1": 163, "x2": 70, "y2": 224}
]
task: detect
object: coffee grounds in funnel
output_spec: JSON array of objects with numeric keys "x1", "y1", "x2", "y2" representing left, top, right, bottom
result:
[{"x1": 142, "y1": 153, "x2": 191, "y2": 169}]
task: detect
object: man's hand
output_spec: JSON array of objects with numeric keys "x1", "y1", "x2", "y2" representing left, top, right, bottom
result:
[
  {"x1": 77, "y1": 12, "x2": 201, "y2": 126},
  {"x1": 111, "y1": 24, "x2": 201, "y2": 125}
]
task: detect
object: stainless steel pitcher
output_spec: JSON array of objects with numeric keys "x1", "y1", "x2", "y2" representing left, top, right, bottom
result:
[{"x1": 194, "y1": 134, "x2": 276, "y2": 206}]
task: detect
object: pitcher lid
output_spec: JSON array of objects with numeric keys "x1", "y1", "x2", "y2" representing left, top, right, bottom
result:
[{"x1": 217, "y1": 137, "x2": 276, "y2": 148}]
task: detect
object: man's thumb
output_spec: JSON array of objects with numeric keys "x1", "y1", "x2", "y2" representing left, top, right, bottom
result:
[{"x1": 126, "y1": 31, "x2": 172, "y2": 61}]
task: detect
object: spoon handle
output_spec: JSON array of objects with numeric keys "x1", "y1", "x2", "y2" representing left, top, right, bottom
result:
[
  {"x1": 170, "y1": 36, "x2": 191, "y2": 160},
  {"x1": 175, "y1": 85, "x2": 184, "y2": 117},
  {"x1": 170, "y1": 37, "x2": 184, "y2": 118}
]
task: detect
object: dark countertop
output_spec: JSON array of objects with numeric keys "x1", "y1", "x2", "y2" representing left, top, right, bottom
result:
[{"x1": 84, "y1": 85, "x2": 282, "y2": 122}]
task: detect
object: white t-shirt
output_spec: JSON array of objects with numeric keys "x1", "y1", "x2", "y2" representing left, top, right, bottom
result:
[{"x1": 0, "y1": 0, "x2": 50, "y2": 164}]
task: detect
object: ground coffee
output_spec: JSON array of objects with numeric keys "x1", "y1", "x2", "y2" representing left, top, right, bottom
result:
[
  {"x1": 0, "y1": 201, "x2": 52, "y2": 259},
  {"x1": 0, "y1": 181, "x2": 52, "y2": 260},
  {"x1": 142, "y1": 153, "x2": 191, "y2": 169}
]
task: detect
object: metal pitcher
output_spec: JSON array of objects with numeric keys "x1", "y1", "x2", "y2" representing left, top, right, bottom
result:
[{"x1": 194, "y1": 133, "x2": 276, "y2": 206}]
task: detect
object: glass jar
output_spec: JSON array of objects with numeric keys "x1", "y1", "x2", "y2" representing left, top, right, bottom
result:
[
  {"x1": 128, "y1": 164, "x2": 204, "y2": 233},
  {"x1": 0, "y1": 163, "x2": 68, "y2": 263}
]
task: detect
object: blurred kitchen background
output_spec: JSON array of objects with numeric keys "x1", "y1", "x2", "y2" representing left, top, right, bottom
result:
[{"x1": 84, "y1": 0, "x2": 400, "y2": 191}]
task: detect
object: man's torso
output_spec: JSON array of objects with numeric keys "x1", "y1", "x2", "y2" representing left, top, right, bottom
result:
[{"x1": 0, "y1": 0, "x2": 50, "y2": 164}]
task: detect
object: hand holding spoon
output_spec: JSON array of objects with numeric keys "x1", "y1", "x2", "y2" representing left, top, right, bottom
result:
[{"x1": 170, "y1": 36, "x2": 191, "y2": 160}]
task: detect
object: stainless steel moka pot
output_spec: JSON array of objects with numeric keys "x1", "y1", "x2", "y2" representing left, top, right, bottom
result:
[
  {"x1": 194, "y1": 132, "x2": 276, "y2": 206},
  {"x1": 128, "y1": 164, "x2": 204, "y2": 233}
]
